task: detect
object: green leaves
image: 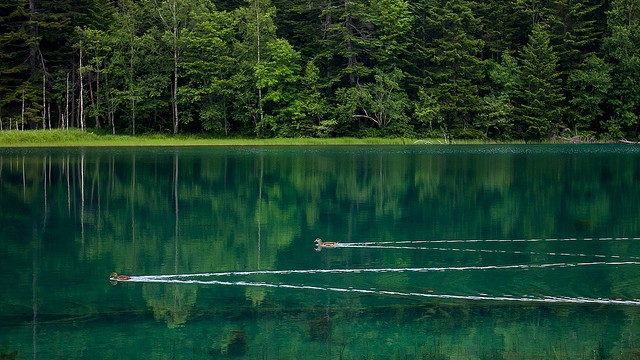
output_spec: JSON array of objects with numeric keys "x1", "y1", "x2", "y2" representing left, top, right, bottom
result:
[
  {"x1": 1, "y1": 0, "x2": 639, "y2": 140},
  {"x1": 255, "y1": 38, "x2": 306, "y2": 136},
  {"x1": 336, "y1": 67, "x2": 411, "y2": 136}
]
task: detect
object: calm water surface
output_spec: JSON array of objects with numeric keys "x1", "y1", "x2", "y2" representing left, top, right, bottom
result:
[{"x1": 1, "y1": 145, "x2": 640, "y2": 359}]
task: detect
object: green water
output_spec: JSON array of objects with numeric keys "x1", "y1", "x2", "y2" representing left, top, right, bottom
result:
[{"x1": 1, "y1": 145, "x2": 640, "y2": 359}]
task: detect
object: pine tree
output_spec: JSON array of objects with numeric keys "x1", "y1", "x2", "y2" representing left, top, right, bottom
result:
[
  {"x1": 0, "y1": 0, "x2": 76, "y2": 128},
  {"x1": 369, "y1": 0, "x2": 413, "y2": 70},
  {"x1": 0, "y1": 0, "x2": 31, "y2": 126},
  {"x1": 481, "y1": 53, "x2": 522, "y2": 139},
  {"x1": 422, "y1": 0, "x2": 486, "y2": 134},
  {"x1": 602, "y1": 0, "x2": 640, "y2": 139},
  {"x1": 315, "y1": 0, "x2": 379, "y2": 87},
  {"x1": 550, "y1": 0, "x2": 603, "y2": 70},
  {"x1": 476, "y1": 0, "x2": 525, "y2": 60},
  {"x1": 566, "y1": 55, "x2": 611, "y2": 135},
  {"x1": 515, "y1": 23, "x2": 565, "y2": 140}
]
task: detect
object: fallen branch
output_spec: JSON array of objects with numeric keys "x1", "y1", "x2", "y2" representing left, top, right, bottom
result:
[{"x1": 561, "y1": 135, "x2": 581, "y2": 143}]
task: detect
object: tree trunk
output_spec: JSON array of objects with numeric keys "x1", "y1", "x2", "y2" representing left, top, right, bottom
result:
[
  {"x1": 79, "y1": 45, "x2": 85, "y2": 131},
  {"x1": 173, "y1": 47, "x2": 179, "y2": 133},
  {"x1": 88, "y1": 80, "x2": 99, "y2": 128},
  {"x1": 130, "y1": 41, "x2": 136, "y2": 135},
  {"x1": 42, "y1": 73, "x2": 46, "y2": 129},
  {"x1": 65, "y1": 72, "x2": 70, "y2": 129},
  {"x1": 21, "y1": 90, "x2": 25, "y2": 129},
  {"x1": 172, "y1": 4, "x2": 180, "y2": 134},
  {"x1": 71, "y1": 68, "x2": 77, "y2": 128},
  {"x1": 256, "y1": 1, "x2": 264, "y2": 129}
]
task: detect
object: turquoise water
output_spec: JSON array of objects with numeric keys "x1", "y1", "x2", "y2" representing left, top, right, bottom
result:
[{"x1": 1, "y1": 145, "x2": 640, "y2": 359}]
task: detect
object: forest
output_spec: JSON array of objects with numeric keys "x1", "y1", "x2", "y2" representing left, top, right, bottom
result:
[{"x1": 1, "y1": 0, "x2": 639, "y2": 141}]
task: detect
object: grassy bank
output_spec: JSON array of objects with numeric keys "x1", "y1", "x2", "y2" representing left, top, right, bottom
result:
[{"x1": 0, "y1": 129, "x2": 487, "y2": 147}]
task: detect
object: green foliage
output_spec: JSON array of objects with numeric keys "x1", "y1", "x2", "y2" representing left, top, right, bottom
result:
[
  {"x1": 602, "y1": 0, "x2": 640, "y2": 139},
  {"x1": 480, "y1": 54, "x2": 521, "y2": 139},
  {"x1": 550, "y1": 0, "x2": 603, "y2": 69},
  {"x1": 414, "y1": 88, "x2": 444, "y2": 132},
  {"x1": 180, "y1": 9, "x2": 237, "y2": 135},
  {"x1": 255, "y1": 38, "x2": 304, "y2": 136},
  {"x1": 567, "y1": 55, "x2": 612, "y2": 133},
  {"x1": 369, "y1": 0, "x2": 414, "y2": 69},
  {"x1": 422, "y1": 0, "x2": 486, "y2": 132},
  {"x1": 0, "y1": 0, "x2": 639, "y2": 140},
  {"x1": 336, "y1": 67, "x2": 411, "y2": 136},
  {"x1": 515, "y1": 23, "x2": 565, "y2": 140}
]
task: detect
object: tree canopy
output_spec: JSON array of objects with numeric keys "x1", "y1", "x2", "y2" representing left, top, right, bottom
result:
[{"x1": 1, "y1": 0, "x2": 639, "y2": 141}]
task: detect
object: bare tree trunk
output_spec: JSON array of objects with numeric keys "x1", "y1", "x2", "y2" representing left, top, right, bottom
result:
[
  {"x1": 172, "y1": 50, "x2": 179, "y2": 134},
  {"x1": 21, "y1": 90, "x2": 25, "y2": 130},
  {"x1": 345, "y1": 1, "x2": 356, "y2": 85},
  {"x1": 71, "y1": 68, "x2": 77, "y2": 128},
  {"x1": 130, "y1": 41, "x2": 136, "y2": 135},
  {"x1": 105, "y1": 76, "x2": 115, "y2": 134},
  {"x1": 42, "y1": 73, "x2": 46, "y2": 129},
  {"x1": 256, "y1": 0, "x2": 263, "y2": 130},
  {"x1": 94, "y1": 60, "x2": 101, "y2": 129},
  {"x1": 89, "y1": 79, "x2": 99, "y2": 129},
  {"x1": 65, "y1": 72, "x2": 70, "y2": 129},
  {"x1": 79, "y1": 46, "x2": 85, "y2": 131}
]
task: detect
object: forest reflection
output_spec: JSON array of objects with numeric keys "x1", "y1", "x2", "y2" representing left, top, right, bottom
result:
[
  {"x1": 1, "y1": 146, "x2": 640, "y2": 359},
  {"x1": 3, "y1": 147, "x2": 640, "y2": 259}
]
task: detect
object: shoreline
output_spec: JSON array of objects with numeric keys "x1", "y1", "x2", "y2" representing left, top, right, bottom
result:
[
  {"x1": 0, "y1": 129, "x2": 626, "y2": 147},
  {"x1": 0, "y1": 129, "x2": 503, "y2": 147}
]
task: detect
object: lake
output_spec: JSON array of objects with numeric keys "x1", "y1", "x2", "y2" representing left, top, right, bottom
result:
[{"x1": 1, "y1": 145, "x2": 640, "y2": 359}]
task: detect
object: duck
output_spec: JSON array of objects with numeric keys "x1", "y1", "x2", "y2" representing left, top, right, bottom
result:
[
  {"x1": 110, "y1": 272, "x2": 131, "y2": 281},
  {"x1": 314, "y1": 238, "x2": 339, "y2": 248}
]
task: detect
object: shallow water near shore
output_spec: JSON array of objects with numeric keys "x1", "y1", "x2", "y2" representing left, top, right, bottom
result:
[{"x1": 1, "y1": 145, "x2": 640, "y2": 359}]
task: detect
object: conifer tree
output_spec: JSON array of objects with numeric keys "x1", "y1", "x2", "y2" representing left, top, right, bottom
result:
[
  {"x1": 516, "y1": 23, "x2": 565, "y2": 140},
  {"x1": 0, "y1": 0, "x2": 75, "y2": 128},
  {"x1": 423, "y1": 0, "x2": 485, "y2": 134},
  {"x1": 567, "y1": 55, "x2": 611, "y2": 135},
  {"x1": 602, "y1": 0, "x2": 640, "y2": 139},
  {"x1": 550, "y1": 0, "x2": 603, "y2": 70},
  {"x1": 369, "y1": 0, "x2": 413, "y2": 70},
  {"x1": 481, "y1": 54, "x2": 522, "y2": 139},
  {"x1": 315, "y1": 0, "x2": 379, "y2": 86}
]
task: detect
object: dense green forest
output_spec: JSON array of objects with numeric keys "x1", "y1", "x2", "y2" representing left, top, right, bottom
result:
[{"x1": 1, "y1": 0, "x2": 639, "y2": 140}]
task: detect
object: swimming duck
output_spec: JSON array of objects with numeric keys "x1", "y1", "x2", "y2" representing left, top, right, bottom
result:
[
  {"x1": 314, "y1": 238, "x2": 339, "y2": 249},
  {"x1": 110, "y1": 272, "x2": 131, "y2": 281}
]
